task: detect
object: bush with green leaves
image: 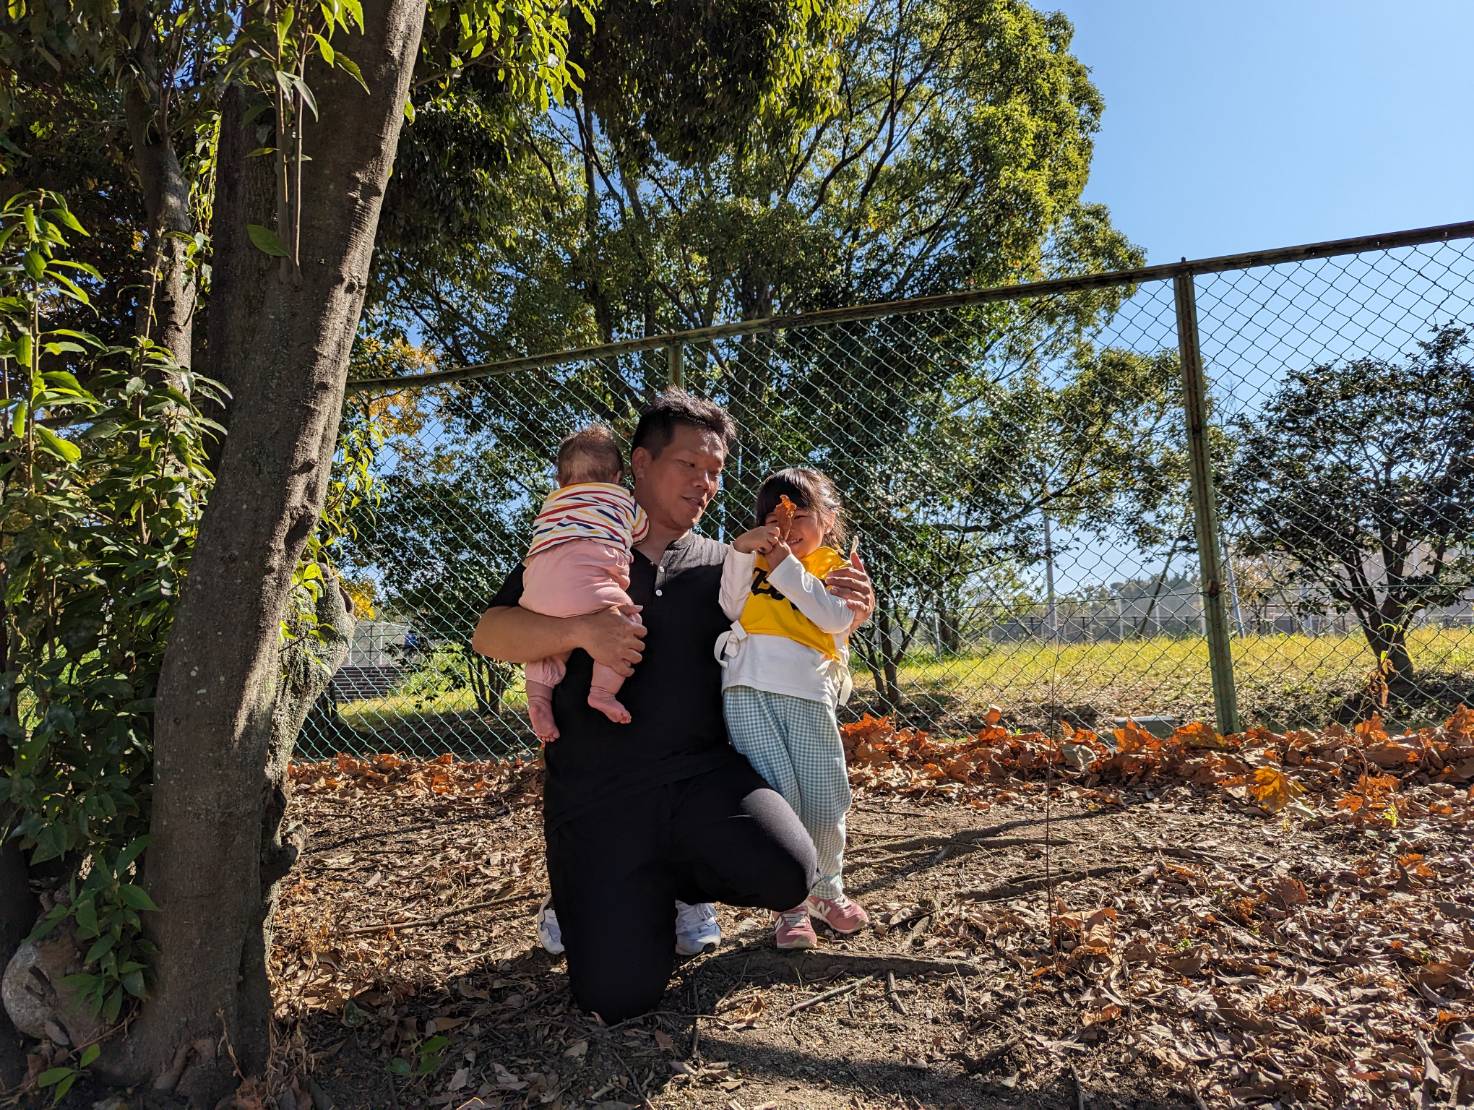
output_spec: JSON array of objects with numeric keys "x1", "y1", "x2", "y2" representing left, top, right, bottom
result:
[{"x1": 0, "y1": 189, "x2": 223, "y2": 1027}]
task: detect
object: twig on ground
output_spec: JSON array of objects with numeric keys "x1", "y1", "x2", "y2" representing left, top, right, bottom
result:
[
  {"x1": 781, "y1": 977, "x2": 868, "y2": 1017},
  {"x1": 340, "y1": 892, "x2": 539, "y2": 936},
  {"x1": 957, "y1": 865, "x2": 1134, "y2": 904},
  {"x1": 885, "y1": 971, "x2": 908, "y2": 1015}
]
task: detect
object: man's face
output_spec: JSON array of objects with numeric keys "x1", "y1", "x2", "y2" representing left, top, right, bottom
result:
[{"x1": 631, "y1": 424, "x2": 727, "y2": 533}]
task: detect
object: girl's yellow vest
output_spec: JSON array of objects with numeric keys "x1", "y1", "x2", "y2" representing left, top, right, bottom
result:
[{"x1": 737, "y1": 546, "x2": 848, "y2": 659}]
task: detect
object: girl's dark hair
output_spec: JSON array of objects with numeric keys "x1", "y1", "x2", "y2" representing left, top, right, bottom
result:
[{"x1": 753, "y1": 468, "x2": 847, "y2": 549}]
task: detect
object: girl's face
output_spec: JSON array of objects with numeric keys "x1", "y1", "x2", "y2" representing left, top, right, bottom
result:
[{"x1": 764, "y1": 502, "x2": 829, "y2": 559}]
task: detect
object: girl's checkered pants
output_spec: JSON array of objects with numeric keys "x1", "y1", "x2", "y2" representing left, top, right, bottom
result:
[{"x1": 723, "y1": 686, "x2": 851, "y2": 900}]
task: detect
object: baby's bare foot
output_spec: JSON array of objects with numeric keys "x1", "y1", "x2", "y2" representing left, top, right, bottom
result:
[
  {"x1": 587, "y1": 688, "x2": 631, "y2": 725},
  {"x1": 527, "y1": 697, "x2": 559, "y2": 742}
]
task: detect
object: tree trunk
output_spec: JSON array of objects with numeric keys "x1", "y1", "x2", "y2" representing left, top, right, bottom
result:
[
  {"x1": 200, "y1": 84, "x2": 280, "y2": 474},
  {"x1": 875, "y1": 605, "x2": 901, "y2": 708},
  {"x1": 120, "y1": 15, "x2": 196, "y2": 371},
  {"x1": 104, "y1": 0, "x2": 427, "y2": 1099},
  {"x1": 1365, "y1": 619, "x2": 1416, "y2": 687},
  {"x1": 239, "y1": 575, "x2": 354, "y2": 1051}
]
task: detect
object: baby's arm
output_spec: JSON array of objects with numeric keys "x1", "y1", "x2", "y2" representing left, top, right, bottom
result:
[
  {"x1": 767, "y1": 555, "x2": 856, "y2": 634},
  {"x1": 720, "y1": 547, "x2": 756, "y2": 621}
]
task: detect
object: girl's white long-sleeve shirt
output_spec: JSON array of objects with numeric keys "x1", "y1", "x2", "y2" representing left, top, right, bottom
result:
[{"x1": 716, "y1": 547, "x2": 855, "y2": 706}]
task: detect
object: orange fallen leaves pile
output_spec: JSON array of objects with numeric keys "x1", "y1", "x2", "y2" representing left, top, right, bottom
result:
[
  {"x1": 290, "y1": 750, "x2": 541, "y2": 803},
  {"x1": 840, "y1": 706, "x2": 1474, "y2": 819}
]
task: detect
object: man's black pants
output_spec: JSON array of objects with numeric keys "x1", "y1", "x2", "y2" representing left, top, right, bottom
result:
[{"x1": 545, "y1": 764, "x2": 817, "y2": 1022}]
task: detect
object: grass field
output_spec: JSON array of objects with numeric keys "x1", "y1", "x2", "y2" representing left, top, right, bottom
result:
[{"x1": 305, "y1": 626, "x2": 1474, "y2": 759}]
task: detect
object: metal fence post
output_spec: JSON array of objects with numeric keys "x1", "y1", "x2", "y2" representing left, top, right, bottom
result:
[
  {"x1": 668, "y1": 341, "x2": 684, "y2": 389},
  {"x1": 1173, "y1": 270, "x2": 1241, "y2": 735}
]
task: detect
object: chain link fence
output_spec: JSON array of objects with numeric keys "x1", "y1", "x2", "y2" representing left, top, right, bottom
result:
[{"x1": 299, "y1": 222, "x2": 1474, "y2": 759}]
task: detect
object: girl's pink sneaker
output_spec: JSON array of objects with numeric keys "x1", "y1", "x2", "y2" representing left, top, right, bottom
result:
[
  {"x1": 773, "y1": 907, "x2": 818, "y2": 949},
  {"x1": 805, "y1": 894, "x2": 869, "y2": 935}
]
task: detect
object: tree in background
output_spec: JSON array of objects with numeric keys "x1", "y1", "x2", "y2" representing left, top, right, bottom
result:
[
  {"x1": 350, "y1": 0, "x2": 1205, "y2": 714},
  {"x1": 1226, "y1": 323, "x2": 1474, "y2": 685}
]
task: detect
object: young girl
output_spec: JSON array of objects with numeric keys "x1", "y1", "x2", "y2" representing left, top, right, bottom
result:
[
  {"x1": 519, "y1": 425, "x2": 646, "y2": 741},
  {"x1": 717, "y1": 468, "x2": 868, "y2": 949}
]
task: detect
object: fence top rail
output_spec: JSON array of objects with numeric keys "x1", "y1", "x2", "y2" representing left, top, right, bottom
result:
[{"x1": 347, "y1": 218, "x2": 1474, "y2": 395}]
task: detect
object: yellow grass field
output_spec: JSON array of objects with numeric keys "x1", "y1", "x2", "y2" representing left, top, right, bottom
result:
[{"x1": 316, "y1": 626, "x2": 1474, "y2": 758}]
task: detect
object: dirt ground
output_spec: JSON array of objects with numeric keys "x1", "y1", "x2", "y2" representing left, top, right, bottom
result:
[{"x1": 267, "y1": 717, "x2": 1474, "y2": 1110}]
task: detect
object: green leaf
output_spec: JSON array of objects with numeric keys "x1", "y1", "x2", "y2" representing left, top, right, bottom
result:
[
  {"x1": 116, "y1": 835, "x2": 149, "y2": 873},
  {"x1": 74, "y1": 896, "x2": 98, "y2": 936},
  {"x1": 53, "y1": 1071, "x2": 77, "y2": 1104},
  {"x1": 117, "y1": 883, "x2": 159, "y2": 912},
  {"x1": 312, "y1": 32, "x2": 335, "y2": 65},
  {"x1": 388, "y1": 1057, "x2": 411, "y2": 1076},
  {"x1": 84, "y1": 934, "x2": 116, "y2": 964},
  {"x1": 403, "y1": 96, "x2": 415, "y2": 123},
  {"x1": 246, "y1": 224, "x2": 290, "y2": 258},
  {"x1": 36, "y1": 1067, "x2": 73, "y2": 1089},
  {"x1": 44, "y1": 205, "x2": 86, "y2": 236},
  {"x1": 102, "y1": 986, "x2": 122, "y2": 1023},
  {"x1": 10, "y1": 397, "x2": 26, "y2": 437},
  {"x1": 35, "y1": 425, "x2": 82, "y2": 464},
  {"x1": 335, "y1": 54, "x2": 369, "y2": 92},
  {"x1": 43, "y1": 342, "x2": 89, "y2": 358},
  {"x1": 290, "y1": 74, "x2": 320, "y2": 121},
  {"x1": 28, "y1": 905, "x2": 65, "y2": 942},
  {"x1": 80, "y1": 1043, "x2": 99, "y2": 1067},
  {"x1": 122, "y1": 969, "x2": 146, "y2": 998},
  {"x1": 22, "y1": 247, "x2": 45, "y2": 280},
  {"x1": 342, "y1": 0, "x2": 363, "y2": 29},
  {"x1": 50, "y1": 271, "x2": 91, "y2": 305}
]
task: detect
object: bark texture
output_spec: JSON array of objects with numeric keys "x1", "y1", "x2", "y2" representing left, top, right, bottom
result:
[
  {"x1": 104, "y1": 0, "x2": 427, "y2": 1099},
  {"x1": 200, "y1": 84, "x2": 279, "y2": 472},
  {"x1": 120, "y1": 10, "x2": 197, "y2": 369}
]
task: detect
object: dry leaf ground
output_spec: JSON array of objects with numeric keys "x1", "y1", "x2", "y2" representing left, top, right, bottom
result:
[{"x1": 265, "y1": 716, "x2": 1474, "y2": 1110}]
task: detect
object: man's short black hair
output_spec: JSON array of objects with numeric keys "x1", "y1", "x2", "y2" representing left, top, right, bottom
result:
[{"x1": 631, "y1": 389, "x2": 737, "y2": 458}]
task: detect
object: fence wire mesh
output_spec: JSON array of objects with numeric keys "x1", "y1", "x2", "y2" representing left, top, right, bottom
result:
[{"x1": 299, "y1": 226, "x2": 1474, "y2": 760}]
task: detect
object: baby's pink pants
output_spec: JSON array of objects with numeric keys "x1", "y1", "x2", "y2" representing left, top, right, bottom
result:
[{"x1": 521, "y1": 539, "x2": 638, "y2": 696}]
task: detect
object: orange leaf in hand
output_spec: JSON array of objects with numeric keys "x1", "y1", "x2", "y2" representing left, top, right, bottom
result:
[{"x1": 774, "y1": 494, "x2": 797, "y2": 541}]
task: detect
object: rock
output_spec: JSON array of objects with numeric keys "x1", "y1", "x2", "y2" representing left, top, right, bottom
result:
[
  {"x1": 1107, "y1": 715, "x2": 1179, "y2": 739},
  {"x1": 2, "y1": 932, "x2": 105, "y2": 1047}
]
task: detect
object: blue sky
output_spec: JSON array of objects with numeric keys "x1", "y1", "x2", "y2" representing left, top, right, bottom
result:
[{"x1": 1049, "y1": 0, "x2": 1474, "y2": 263}]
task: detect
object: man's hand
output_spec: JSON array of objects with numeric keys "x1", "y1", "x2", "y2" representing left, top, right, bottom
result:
[
  {"x1": 824, "y1": 550, "x2": 875, "y2": 630},
  {"x1": 578, "y1": 604, "x2": 646, "y2": 678}
]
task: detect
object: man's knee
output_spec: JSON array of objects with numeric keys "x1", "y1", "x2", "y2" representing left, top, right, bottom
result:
[
  {"x1": 569, "y1": 961, "x2": 669, "y2": 1024},
  {"x1": 764, "y1": 836, "x2": 816, "y2": 909}
]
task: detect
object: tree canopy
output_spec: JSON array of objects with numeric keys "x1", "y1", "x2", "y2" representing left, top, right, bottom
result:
[{"x1": 1226, "y1": 322, "x2": 1474, "y2": 683}]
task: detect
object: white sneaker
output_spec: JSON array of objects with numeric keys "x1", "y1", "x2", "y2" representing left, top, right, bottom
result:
[
  {"x1": 674, "y1": 901, "x2": 720, "y2": 956},
  {"x1": 535, "y1": 896, "x2": 564, "y2": 956}
]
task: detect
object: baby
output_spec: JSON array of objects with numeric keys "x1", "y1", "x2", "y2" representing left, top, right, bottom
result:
[{"x1": 519, "y1": 425, "x2": 647, "y2": 741}]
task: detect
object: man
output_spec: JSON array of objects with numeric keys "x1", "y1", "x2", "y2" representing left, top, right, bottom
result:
[{"x1": 472, "y1": 391, "x2": 874, "y2": 1022}]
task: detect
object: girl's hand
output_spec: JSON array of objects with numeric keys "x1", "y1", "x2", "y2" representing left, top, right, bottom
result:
[
  {"x1": 766, "y1": 538, "x2": 793, "y2": 566},
  {"x1": 733, "y1": 525, "x2": 779, "y2": 554}
]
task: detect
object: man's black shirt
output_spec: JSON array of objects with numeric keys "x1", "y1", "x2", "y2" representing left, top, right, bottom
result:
[{"x1": 488, "y1": 531, "x2": 745, "y2": 826}]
